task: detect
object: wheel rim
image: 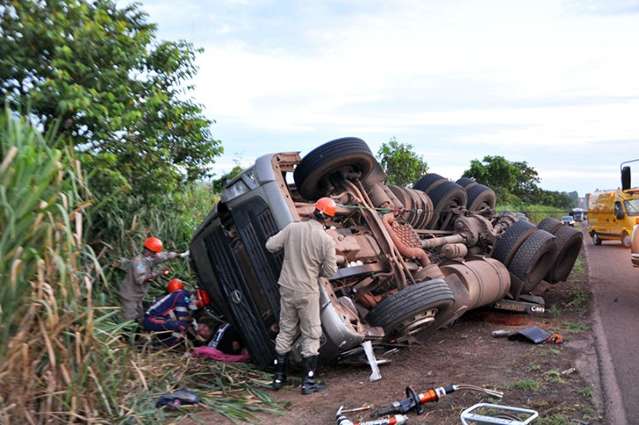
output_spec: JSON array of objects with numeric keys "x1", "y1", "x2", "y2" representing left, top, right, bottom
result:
[{"x1": 400, "y1": 308, "x2": 438, "y2": 335}]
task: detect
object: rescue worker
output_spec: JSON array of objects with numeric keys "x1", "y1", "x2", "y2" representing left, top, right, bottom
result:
[
  {"x1": 265, "y1": 197, "x2": 338, "y2": 395},
  {"x1": 119, "y1": 236, "x2": 179, "y2": 322},
  {"x1": 142, "y1": 278, "x2": 211, "y2": 346}
]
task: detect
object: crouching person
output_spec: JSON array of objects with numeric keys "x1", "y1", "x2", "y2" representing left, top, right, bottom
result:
[
  {"x1": 143, "y1": 278, "x2": 210, "y2": 346},
  {"x1": 265, "y1": 197, "x2": 338, "y2": 395}
]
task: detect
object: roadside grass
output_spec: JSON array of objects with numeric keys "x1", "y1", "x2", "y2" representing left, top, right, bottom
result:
[
  {"x1": 570, "y1": 255, "x2": 585, "y2": 277},
  {"x1": 544, "y1": 370, "x2": 565, "y2": 385},
  {"x1": 578, "y1": 386, "x2": 593, "y2": 399},
  {"x1": 510, "y1": 378, "x2": 541, "y2": 392},
  {"x1": 538, "y1": 414, "x2": 569, "y2": 425},
  {"x1": 562, "y1": 321, "x2": 590, "y2": 333},
  {"x1": 547, "y1": 304, "x2": 563, "y2": 318}
]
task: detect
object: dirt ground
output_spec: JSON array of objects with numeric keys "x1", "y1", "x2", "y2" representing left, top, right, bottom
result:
[{"x1": 262, "y1": 252, "x2": 602, "y2": 425}]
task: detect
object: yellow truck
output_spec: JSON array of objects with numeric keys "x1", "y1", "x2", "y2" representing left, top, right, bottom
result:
[{"x1": 588, "y1": 160, "x2": 639, "y2": 248}]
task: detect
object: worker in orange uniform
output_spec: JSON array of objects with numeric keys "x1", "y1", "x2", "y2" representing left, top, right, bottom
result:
[
  {"x1": 119, "y1": 236, "x2": 179, "y2": 322},
  {"x1": 266, "y1": 197, "x2": 338, "y2": 395}
]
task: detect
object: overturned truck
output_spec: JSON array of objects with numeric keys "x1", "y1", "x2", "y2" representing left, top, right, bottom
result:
[{"x1": 190, "y1": 138, "x2": 583, "y2": 368}]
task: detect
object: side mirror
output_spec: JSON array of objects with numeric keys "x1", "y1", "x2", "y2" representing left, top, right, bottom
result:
[
  {"x1": 615, "y1": 202, "x2": 625, "y2": 220},
  {"x1": 622, "y1": 166, "x2": 631, "y2": 191}
]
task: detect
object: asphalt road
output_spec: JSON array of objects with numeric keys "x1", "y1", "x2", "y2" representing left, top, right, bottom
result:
[{"x1": 585, "y1": 237, "x2": 639, "y2": 424}]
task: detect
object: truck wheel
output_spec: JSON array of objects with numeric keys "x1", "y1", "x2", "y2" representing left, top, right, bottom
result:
[
  {"x1": 546, "y1": 225, "x2": 583, "y2": 283},
  {"x1": 493, "y1": 220, "x2": 537, "y2": 266},
  {"x1": 509, "y1": 229, "x2": 558, "y2": 297},
  {"x1": 592, "y1": 232, "x2": 602, "y2": 246},
  {"x1": 414, "y1": 173, "x2": 446, "y2": 192},
  {"x1": 537, "y1": 217, "x2": 562, "y2": 234},
  {"x1": 622, "y1": 232, "x2": 632, "y2": 248},
  {"x1": 293, "y1": 137, "x2": 376, "y2": 200},
  {"x1": 425, "y1": 181, "x2": 467, "y2": 230},
  {"x1": 366, "y1": 279, "x2": 454, "y2": 338},
  {"x1": 456, "y1": 177, "x2": 476, "y2": 188},
  {"x1": 465, "y1": 183, "x2": 496, "y2": 213}
]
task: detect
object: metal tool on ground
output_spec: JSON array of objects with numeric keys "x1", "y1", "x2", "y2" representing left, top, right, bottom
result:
[
  {"x1": 460, "y1": 403, "x2": 538, "y2": 424},
  {"x1": 336, "y1": 406, "x2": 408, "y2": 425},
  {"x1": 362, "y1": 340, "x2": 382, "y2": 381},
  {"x1": 374, "y1": 384, "x2": 504, "y2": 416}
]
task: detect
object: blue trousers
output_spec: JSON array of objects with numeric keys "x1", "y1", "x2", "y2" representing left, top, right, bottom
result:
[{"x1": 143, "y1": 315, "x2": 187, "y2": 346}]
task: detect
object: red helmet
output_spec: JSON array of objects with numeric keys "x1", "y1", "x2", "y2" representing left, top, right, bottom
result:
[
  {"x1": 167, "y1": 278, "x2": 184, "y2": 293},
  {"x1": 144, "y1": 236, "x2": 163, "y2": 253},
  {"x1": 314, "y1": 197, "x2": 337, "y2": 217},
  {"x1": 194, "y1": 288, "x2": 211, "y2": 308}
]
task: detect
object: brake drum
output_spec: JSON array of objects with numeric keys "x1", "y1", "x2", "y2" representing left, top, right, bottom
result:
[{"x1": 441, "y1": 258, "x2": 511, "y2": 310}]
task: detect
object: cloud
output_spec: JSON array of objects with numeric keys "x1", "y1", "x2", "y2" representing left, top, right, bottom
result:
[{"x1": 137, "y1": 0, "x2": 639, "y2": 195}]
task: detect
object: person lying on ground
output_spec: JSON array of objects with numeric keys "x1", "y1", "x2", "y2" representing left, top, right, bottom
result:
[
  {"x1": 191, "y1": 321, "x2": 250, "y2": 363},
  {"x1": 119, "y1": 236, "x2": 179, "y2": 323},
  {"x1": 142, "y1": 279, "x2": 210, "y2": 346},
  {"x1": 194, "y1": 321, "x2": 244, "y2": 354}
]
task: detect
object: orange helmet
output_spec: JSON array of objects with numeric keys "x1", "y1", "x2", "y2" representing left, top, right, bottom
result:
[
  {"x1": 314, "y1": 197, "x2": 337, "y2": 217},
  {"x1": 194, "y1": 288, "x2": 211, "y2": 308},
  {"x1": 143, "y1": 236, "x2": 163, "y2": 253},
  {"x1": 167, "y1": 278, "x2": 184, "y2": 293}
]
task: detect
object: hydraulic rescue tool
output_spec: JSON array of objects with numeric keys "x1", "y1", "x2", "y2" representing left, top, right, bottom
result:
[
  {"x1": 374, "y1": 384, "x2": 503, "y2": 416},
  {"x1": 336, "y1": 406, "x2": 408, "y2": 425}
]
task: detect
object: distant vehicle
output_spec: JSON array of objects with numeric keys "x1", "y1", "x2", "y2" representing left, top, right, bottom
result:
[
  {"x1": 561, "y1": 215, "x2": 575, "y2": 227},
  {"x1": 588, "y1": 159, "x2": 639, "y2": 248},
  {"x1": 570, "y1": 208, "x2": 586, "y2": 222}
]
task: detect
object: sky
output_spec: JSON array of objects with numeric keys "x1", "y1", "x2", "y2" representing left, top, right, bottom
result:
[{"x1": 137, "y1": 0, "x2": 639, "y2": 195}]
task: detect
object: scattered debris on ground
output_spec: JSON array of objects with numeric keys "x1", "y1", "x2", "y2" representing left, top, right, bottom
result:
[{"x1": 248, "y1": 252, "x2": 603, "y2": 425}]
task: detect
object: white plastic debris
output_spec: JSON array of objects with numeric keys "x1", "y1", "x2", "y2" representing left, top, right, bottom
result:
[{"x1": 362, "y1": 341, "x2": 382, "y2": 382}]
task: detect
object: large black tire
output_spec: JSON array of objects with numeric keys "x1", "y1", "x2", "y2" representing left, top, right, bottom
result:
[
  {"x1": 456, "y1": 177, "x2": 476, "y2": 188},
  {"x1": 537, "y1": 217, "x2": 562, "y2": 234},
  {"x1": 293, "y1": 137, "x2": 376, "y2": 200},
  {"x1": 366, "y1": 279, "x2": 454, "y2": 338},
  {"x1": 493, "y1": 220, "x2": 537, "y2": 266},
  {"x1": 414, "y1": 173, "x2": 446, "y2": 192},
  {"x1": 546, "y1": 225, "x2": 583, "y2": 283},
  {"x1": 465, "y1": 183, "x2": 496, "y2": 213},
  {"x1": 509, "y1": 229, "x2": 557, "y2": 297},
  {"x1": 425, "y1": 181, "x2": 467, "y2": 230}
]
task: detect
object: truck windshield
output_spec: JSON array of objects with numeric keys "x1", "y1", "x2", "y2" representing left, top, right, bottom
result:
[{"x1": 624, "y1": 199, "x2": 639, "y2": 216}]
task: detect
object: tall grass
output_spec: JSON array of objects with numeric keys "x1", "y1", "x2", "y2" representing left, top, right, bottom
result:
[
  {"x1": 0, "y1": 110, "x2": 281, "y2": 424},
  {"x1": 0, "y1": 108, "x2": 122, "y2": 423}
]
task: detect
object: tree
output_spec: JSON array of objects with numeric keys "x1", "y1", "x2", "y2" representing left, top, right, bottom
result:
[
  {"x1": 463, "y1": 156, "x2": 573, "y2": 208},
  {"x1": 0, "y1": 0, "x2": 222, "y2": 197},
  {"x1": 464, "y1": 156, "x2": 518, "y2": 199},
  {"x1": 377, "y1": 138, "x2": 428, "y2": 186}
]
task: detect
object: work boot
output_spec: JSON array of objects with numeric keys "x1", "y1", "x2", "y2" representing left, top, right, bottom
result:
[
  {"x1": 270, "y1": 353, "x2": 288, "y2": 390},
  {"x1": 301, "y1": 355, "x2": 326, "y2": 395}
]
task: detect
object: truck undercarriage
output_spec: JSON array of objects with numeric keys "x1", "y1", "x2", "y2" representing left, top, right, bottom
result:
[{"x1": 190, "y1": 138, "x2": 583, "y2": 368}]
